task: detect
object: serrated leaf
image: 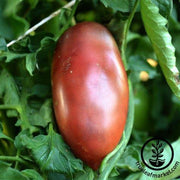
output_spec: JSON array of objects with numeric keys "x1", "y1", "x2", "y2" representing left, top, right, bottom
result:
[
  {"x1": 0, "y1": 69, "x2": 37, "y2": 131},
  {"x1": 0, "y1": 69, "x2": 20, "y2": 116},
  {"x1": 114, "y1": 145, "x2": 141, "y2": 172},
  {"x1": 100, "y1": 0, "x2": 136, "y2": 12},
  {"x1": 74, "y1": 167, "x2": 94, "y2": 180},
  {"x1": 36, "y1": 36, "x2": 55, "y2": 62},
  {"x1": 0, "y1": 161, "x2": 28, "y2": 180},
  {"x1": 21, "y1": 169, "x2": 44, "y2": 180},
  {"x1": 28, "y1": 33, "x2": 47, "y2": 52},
  {"x1": 151, "y1": 0, "x2": 172, "y2": 19},
  {"x1": 17, "y1": 127, "x2": 83, "y2": 174},
  {"x1": 1, "y1": 51, "x2": 27, "y2": 63},
  {"x1": 29, "y1": 99, "x2": 53, "y2": 128},
  {"x1": 14, "y1": 130, "x2": 29, "y2": 150},
  {"x1": 141, "y1": 0, "x2": 180, "y2": 99}
]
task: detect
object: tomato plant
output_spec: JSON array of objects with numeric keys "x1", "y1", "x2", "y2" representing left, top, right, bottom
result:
[
  {"x1": 52, "y1": 22, "x2": 129, "y2": 170},
  {"x1": 0, "y1": 0, "x2": 180, "y2": 179}
]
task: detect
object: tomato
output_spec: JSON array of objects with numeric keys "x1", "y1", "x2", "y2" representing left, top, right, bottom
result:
[
  {"x1": 52, "y1": 22, "x2": 129, "y2": 170},
  {"x1": 134, "y1": 84, "x2": 150, "y2": 131}
]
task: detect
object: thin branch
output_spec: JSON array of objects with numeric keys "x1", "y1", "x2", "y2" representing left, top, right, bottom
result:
[
  {"x1": 0, "y1": 156, "x2": 30, "y2": 166},
  {"x1": 0, "y1": 104, "x2": 20, "y2": 111},
  {"x1": 121, "y1": 0, "x2": 140, "y2": 69},
  {"x1": 7, "y1": 0, "x2": 77, "y2": 47}
]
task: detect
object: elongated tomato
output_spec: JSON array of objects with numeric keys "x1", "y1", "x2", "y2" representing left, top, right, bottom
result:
[{"x1": 52, "y1": 22, "x2": 129, "y2": 170}]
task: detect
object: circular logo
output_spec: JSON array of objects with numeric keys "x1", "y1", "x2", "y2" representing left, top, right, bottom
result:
[{"x1": 141, "y1": 138, "x2": 174, "y2": 171}]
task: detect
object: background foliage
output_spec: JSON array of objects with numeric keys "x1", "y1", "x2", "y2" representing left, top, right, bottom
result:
[{"x1": 0, "y1": 0, "x2": 180, "y2": 179}]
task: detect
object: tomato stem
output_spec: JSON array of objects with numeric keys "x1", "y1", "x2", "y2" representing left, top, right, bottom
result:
[
  {"x1": 0, "y1": 155, "x2": 29, "y2": 166},
  {"x1": 14, "y1": 150, "x2": 20, "y2": 169},
  {"x1": 57, "y1": 0, "x2": 80, "y2": 39},
  {"x1": 0, "y1": 105, "x2": 20, "y2": 111},
  {"x1": 121, "y1": 0, "x2": 140, "y2": 70}
]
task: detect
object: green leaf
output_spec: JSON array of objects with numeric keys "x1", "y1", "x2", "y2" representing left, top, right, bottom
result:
[
  {"x1": 1, "y1": 51, "x2": 27, "y2": 63},
  {"x1": 141, "y1": 0, "x2": 180, "y2": 99},
  {"x1": 29, "y1": 99, "x2": 53, "y2": 128},
  {"x1": 0, "y1": 69, "x2": 37, "y2": 131},
  {"x1": 4, "y1": 0, "x2": 22, "y2": 16},
  {"x1": 125, "y1": 173, "x2": 142, "y2": 180},
  {"x1": 0, "y1": 37, "x2": 7, "y2": 51},
  {"x1": 33, "y1": 36, "x2": 55, "y2": 72},
  {"x1": 151, "y1": 0, "x2": 173, "y2": 19},
  {"x1": 0, "y1": 161, "x2": 28, "y2": 180},
  {"x1": 0, "y1": 69, "x2": 20, "y2": 117},
  {"x1": 0, "y1": 131, "x2": 13, "y2": 142},
  {"x1": 127, "y1": 36, "x2": 156, "y2": 60},
  {"x1": 1, "y1": 36, "x2": 55, "y2": 75},
  {"x1": 74, "y1": 167, "x2": 94, "y2": 180},
  {"x1": 17, "y1": 126, "x2": 83, "y2": 174},
  {"x1": 98, "y1": 80, "x2": 134, "y2": 180},
  {"x1": 21, "y1": 169, "x2": 44, "y2": 180},
  {"x1": 48, "y1": 172, "x2": 68, "y2": 180},
  {"x1": 115, "y1": 145, "x2": 141, "y2": 172},
  {"x1": 28, "y1": 34, "x2": 55, "y2": 53},
  {"x1": 57, "y1": 0, "x2": 80, "y2": 39},
  {"x1": 100, "y1": 0, "x2": 136, "y2": 12},
  {"x1": 26, "y1": 53, "x2": 36, "y2": 76},
  {"x1": 0, "y1": 0, "x2": 29, "y2": 40},
  {"x1": 29, "y1": 84, "x2": 50, "y2": 98}
]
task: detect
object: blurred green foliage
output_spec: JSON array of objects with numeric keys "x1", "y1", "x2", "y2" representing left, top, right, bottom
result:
[{"x1": 0, "y1": 0, "x2": 180, "y2": 179}]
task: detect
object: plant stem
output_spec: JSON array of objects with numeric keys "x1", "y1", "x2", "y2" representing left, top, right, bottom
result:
[
  {"x1": 15, "y1": 150, "x2": 20, "y2": 169},
  {"x1": 57, "y1": 0, "x2": 80, "y2": 39},
  {"x1": 0, "y1": 155, "x2": 29, "y2": 166},
  {"x1": 0, "y1": 104, "x2": 20, "y2": 111},
  {"x1": 121, "y1": 0, "x2": 140, "y2": 70},
  {"x1": 7, "y1": 0, "x2": 78, "y2": 47}
]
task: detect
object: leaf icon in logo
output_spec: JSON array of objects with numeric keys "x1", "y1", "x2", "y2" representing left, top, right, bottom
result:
[{"x1": 149, "y1": 140, "x2": 165, "y2": 167}]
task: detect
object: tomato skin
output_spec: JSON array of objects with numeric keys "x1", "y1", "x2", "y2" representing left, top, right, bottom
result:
[{"x1": 52, "y1": 22, "x2": 129, "y2": 170}]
